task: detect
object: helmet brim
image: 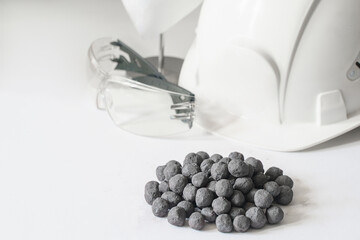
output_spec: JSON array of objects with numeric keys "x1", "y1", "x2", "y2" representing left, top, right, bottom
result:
[{"x1": 195, "y1": 110, "x2": 360, "y2": 152}]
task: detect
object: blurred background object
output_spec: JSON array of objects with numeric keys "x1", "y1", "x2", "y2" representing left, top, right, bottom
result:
[
  {"x1": 122, "y1": 0, "x2": 203, "y2": 38},
  {"x1": 122, "y1": 0, "x2": 203, "y2": 83}
]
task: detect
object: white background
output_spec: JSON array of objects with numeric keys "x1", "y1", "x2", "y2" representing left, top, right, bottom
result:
[{"x1": 1, "y1": 0, "x2": 360, "y2": 239}]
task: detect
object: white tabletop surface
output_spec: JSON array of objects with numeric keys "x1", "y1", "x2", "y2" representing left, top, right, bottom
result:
[{"x1": 1, "y1": 1, "x2": 360, "y2": 239}]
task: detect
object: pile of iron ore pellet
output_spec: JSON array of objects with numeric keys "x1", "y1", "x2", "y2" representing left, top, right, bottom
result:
[{"x1": 144, "y1": 152, "x2": 294, "y2": 233}]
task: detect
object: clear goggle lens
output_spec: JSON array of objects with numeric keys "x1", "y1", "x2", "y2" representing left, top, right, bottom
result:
[
  {"x1": 97, "y1": 76, "x2": 194, "y2": 136},
  {"x1": 89, "y1": 38, "x2": 195, "y2": 136}
]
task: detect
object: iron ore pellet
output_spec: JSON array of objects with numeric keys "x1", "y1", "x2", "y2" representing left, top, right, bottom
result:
[
  {"x1": 219, "y1": 157, "x2": 232, "y2": 164},
  {"x1": 195, "y1": 188, "x2": 214, "y2": 208},
  {"x1": 200, "y1": 159, "x2": 214, "y2": 176},
  {"x1": 201, "y1": 207, "x2": 217, "y2": 223},
  {"x1": 245, "y1": 157, "x2": 264, "y2": 174},
  {"x1": 184, "y1": 152, "x2": 203, "y2": 166},
  {"x1": 212, "y1": 197, "x2": 231, "y2": 215},
  {"x1": 245, "y1": 207, "x2": 267, "y2": 229},
  {"x1": 215, "y1": 179, "x2": 234, "y2": 198},
  {"x1": 263, "y1": 181, "x2": 280, "y2": 197},
  {"x1": 266, "y1": 205, "x2": 284, "y2": 224},
  {"x1": 159, "y1": 181, "x2": 170, "y2": 193},
  {"x1": 177, "y1": 200, "x2": 194, "y2": 218},
  {"x1": 275, "y1": 175, "x2": 294, "y2": 188},
  {"x1": 254, "y1": 189, "x2": 274, "y2": 209},
  {"x1": 189, "y1": 212, "x2": 205, "y2": 230},
  {"x1": 210, "y1": 154, "x2": 223, "y2": 162},
  {"x1": 168, "y1": 206, "x2": 186, "y2": 227},
  {"x1": 216, "y1": 214, "x2": 233, "y2": 233},
  {"x1": 253, "y1": 173, "x2": 270, "y2": 188},
  {"x1": 156, "y1": 165, "x2": 166, "y2": 181},
  {"x1": 246, "y1": 188, "x2": 258, "y2": 203},
  {"x1": 182, "y1": 163, "x2": 200, "y2": 178},
  {"x1": 144, "y1": 181, "x2": 161, "y2": 205},
  {"x1": 265, "y1": 167, "x2": 283, "y2": 181},
  {"x1": 228, "y1": 159, "x2": 249, "y2": 177},
  {"x1": 229, "y1": 207, "x2": 245, "y2": 220},
  {"x1": 247, "y1": 164, "x2": 255, "y2": 178},
  {"x1": 164, "y1": 162, "x2": 182, "y2": 181},
  {"x1": 229, "y1": 151, "x2": 244, "y2": 161},
  {"x1": 233, "y1": 177, "x2": 254, "y2": 194},
  {"x1": 169, "y1": 174, "x2": 188, "y2": 194},
  {"x1": 152, "y1": 197, "x2": 169, "y2": 217},
  {"x1": 275, "y1": 185, "x2": 293, "y2": 205},
  {"x1": 211, "y1": 162, "x2": 230, "y2": 180},
  {"x1": 230, "y1": 190, "x2": 245, "y2": 207},
  {"x1": 243, "y1": 202, "x2": 256, "y2": 212},
  {"x1": 228, "y1": 176, "x2": 236, "y2": 186},
  {"x1": 166, "y1": 160, "x2": 182, "y2": 168},
  {"x1": 194, "y1": 207, "x2": 202, "y2": 213},
  {"x1": 183, "y1": 184, "x2": 197, "y2": 202},
  {"x1": 206, "y1": 180, "x2": 216, "y2": 192},
  {"x1": 196, "y1": 151, "x2": 210, "y2": 161},
  {"x1": 161, "y1": 191, "x2": 182, "y2": 208},
  {"x1": 192, "y1": 172, "x2": 209, "y2": 188},
  {"x1": 233, "y1": 215, "x2": 251, "y2": 232}
]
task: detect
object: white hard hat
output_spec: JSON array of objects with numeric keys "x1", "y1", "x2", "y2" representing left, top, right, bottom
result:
[{"x1": 179, "y1": 0, "x2": 360, "y2": 151}]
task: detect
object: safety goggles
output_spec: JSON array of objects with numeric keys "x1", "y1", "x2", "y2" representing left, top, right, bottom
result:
[{"x1": 88, "y1": 38, "x2": 195, "y2": 136}]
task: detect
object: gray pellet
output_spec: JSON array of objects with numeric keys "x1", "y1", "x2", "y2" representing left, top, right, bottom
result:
[
  {"x1": 195, "y1": 188, "x2": 214, "y2": 208},
  {"x1": 152, "y1": 197, "x2": 169, "y2": 217},
  {"x1": 230, "y1": 190, "x2": 245, "y2": 207},
  {"x1": 212, "y1": 197, "x2": 231, "y2": 215},
  {"x1": 216, "y1": 214, "x2": 233, "y2": 233},
  {"x1": 215, "y1": 179, "x2": 234, "y2": 198},
  {"x1": 184, "y1": 152, "x2": 203, "y2": 166},
  {"x1": 210, "y1": 154, "x2": 223, "y2": 162},
  {"x1": 275, "y1": 175, "x2": 294, "y2": 188},
  {"x1": 200, "y1": 159, "x2": 214, "y2": 176},
  {"x1": 163, "y1": 162, "x2": 182, "y2": 181},
  {"x1": 156, "y1": 165, "x2": 166, "y2": 181},
  {"x1": 228, "y1": 159, "x2": 249, "y2": 177},
  {"x1": 254, "y1": 189, "x2": 273, "y2": 209},
  {"x1": 196, "y1": 151, "x2": 210, "y2": 161},
  {"x1": 263, "y1": 181, "x2": 280, "y2": 197},
  {"x1": 266, "y1": 205, "x2": 284, "y2": 224},
  {"x1": 245, "y1": 157, "x2": 264, "y2": 174},
  {"x1": 192, "y1": 172, "x2": 209, "y2": 188},
  {"x1": 159, "y1": 181, "x2": 170, "y2": 193},
  {"x1": 265, "y1": 166, "x2": 283, "y2": 181},
  {"x1": 161, "y1": 191, "x2": 182, "y2": 208},
  {"x1": 183, "y1": 183, "x2": 197, "y2": 202},
  {"x1": 189, "y1": 212, "x2": 205, "y2": 230},
  {"x1": 245, "y1": 207, "x2": 267, "y2": 229},
  {"x1": 229, "y1": 207, "x2": 245, "y2": 220},
  {"x1": 177, "y1": 200, "x2": 194, "y2": 218},
  {"x1": 144, "y1": 181, "x2": 161, "y2": 205},
  {"x1": 233, "y1": 215, "x2": 251, "y2": 232},
  {"x1": 168, "y1": 206, "x2": 186, "y2": 226},
  {"x1": 201, "y1": 207, "x2": 217, "y2": 223},
  {"x1": 253, "y1": 173, "x2": 270, "y2": 188},
  {"x1": 275, "y1": 185, "x2": 293, "y2": 205},
  {"x1": 233, "y1": 177, "x2": 254, "y2": 194},
  {"x1": 229, "y1": 151, "x2": 244, "y2": 161},
  {"x1": 182, "y1": 163, "x2": 201, "y2": 178},
  {"x1": 169, "y1": 174, "x2": 188, "y2": 194},
  {"x1": 211, "y1": 162, "x2": 229, "y2": 180}
]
